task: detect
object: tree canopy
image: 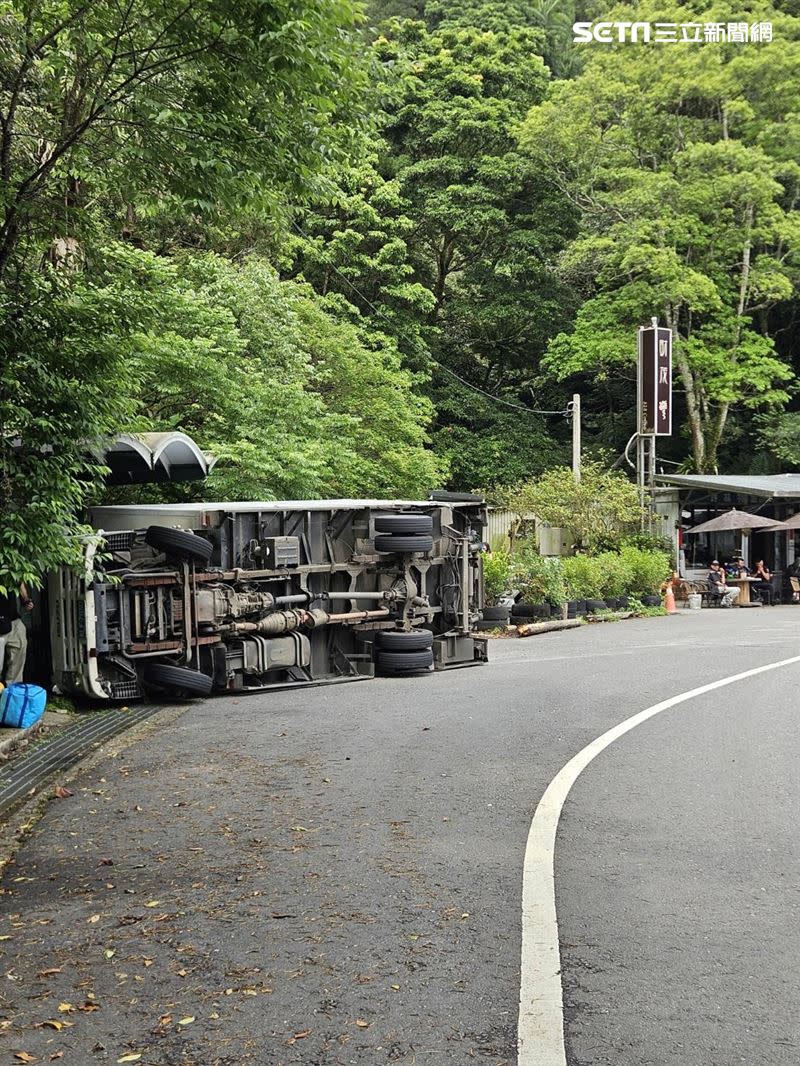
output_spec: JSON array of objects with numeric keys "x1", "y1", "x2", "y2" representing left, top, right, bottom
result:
[
  {"x1": 4, "y1": 0, "x2": 800, "y2": 587},
  {"x1": 521, "y1": 3, "x2": 800, "y2": 471}
]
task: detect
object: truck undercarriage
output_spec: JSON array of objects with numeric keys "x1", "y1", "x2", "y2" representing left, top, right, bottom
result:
[{"x1": 49, "y1": 499, "x2": 487, "y2": 700}]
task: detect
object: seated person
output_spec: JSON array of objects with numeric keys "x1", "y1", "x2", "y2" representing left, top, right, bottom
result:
[
  {"x1": 752, "y1": 559, "x2": 773, "y2": 604},
  {"x1": 707, "y1": 560, "x2": 739, "y2": 607}
]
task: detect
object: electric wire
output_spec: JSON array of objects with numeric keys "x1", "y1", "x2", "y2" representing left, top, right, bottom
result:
[{"x1": 290, "y1": 220, "x2": 569, "y2": 419}]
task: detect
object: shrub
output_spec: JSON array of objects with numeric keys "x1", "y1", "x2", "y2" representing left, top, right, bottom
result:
[
  {"x1": 617, "y1": 546, "x2": 671, "y2": 596},
  {"x1": 561, "y1": 554, "x2": 604, "y2": 600},
  {"x1": 510, "y1": 544, "x2": 567, "y2": 606},
  {"x1": 619, "y1": 531, "x2": 674, "y2": 557},
  {"x1": 482, "y1": 549, "x2": 512, "y2": 605},
  {"x1": 595, "y1": 552, "x2": 628, "y2": 599}
]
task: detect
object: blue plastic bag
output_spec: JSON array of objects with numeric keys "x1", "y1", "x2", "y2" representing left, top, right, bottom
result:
[{"x1": 0, "y1": 683, "x2": 47, "y2": 729}]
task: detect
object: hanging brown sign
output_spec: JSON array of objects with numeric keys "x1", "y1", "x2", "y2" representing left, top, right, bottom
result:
[{"x1": 638, "y1": 324, "x2": 672, "y2": 436}]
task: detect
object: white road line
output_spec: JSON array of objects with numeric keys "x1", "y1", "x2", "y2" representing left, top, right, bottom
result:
[{"x1": 517, "y1": 653, "x2": 800, "y2": 1066}]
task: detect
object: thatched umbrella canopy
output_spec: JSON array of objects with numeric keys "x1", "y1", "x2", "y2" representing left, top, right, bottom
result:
[
  {"x1": 685, "y1": 509, "x2": 775, "y2": 534},
  {"x1": 759, "y1": 512, "x2": 800, "y2": 532}
]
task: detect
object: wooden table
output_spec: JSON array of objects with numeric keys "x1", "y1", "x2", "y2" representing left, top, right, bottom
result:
[{"x1": 728, "y1": 576, "x2": 762, "y2": 606}]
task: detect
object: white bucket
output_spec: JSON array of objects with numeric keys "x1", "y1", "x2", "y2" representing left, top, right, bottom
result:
[{"x1": 688, "y1": 593, "x2": 702, "y2": 610}]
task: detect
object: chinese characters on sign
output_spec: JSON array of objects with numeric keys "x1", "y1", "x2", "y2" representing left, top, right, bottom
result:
[
  {"x1": 638, "y1": 325, "x2": 672, "y2": 437},
  {"x1": 572, "y1": 21, "x2": 772, "y2": 44}
]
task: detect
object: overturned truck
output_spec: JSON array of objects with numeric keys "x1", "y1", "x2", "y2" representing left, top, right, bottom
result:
[{"x1": 49, "y1": 497, "x2": 487, "y2": 701}]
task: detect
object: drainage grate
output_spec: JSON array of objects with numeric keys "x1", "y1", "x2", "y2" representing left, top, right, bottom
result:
[{"x1": 0, "y1": 705, "x2": 158, "y2": 821}]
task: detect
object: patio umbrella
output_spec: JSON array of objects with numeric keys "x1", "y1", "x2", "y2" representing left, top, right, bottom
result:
[
  {"x1": 759, "y1": 512, "x2": 800, "y2": 531},
  {"x1": 684, "y1": 508, "x2": 775, "y2": 534}
]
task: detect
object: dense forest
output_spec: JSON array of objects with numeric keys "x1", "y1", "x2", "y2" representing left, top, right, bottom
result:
[{"x1": 2, "y1": 0, "x2": 800, "y2": 585}]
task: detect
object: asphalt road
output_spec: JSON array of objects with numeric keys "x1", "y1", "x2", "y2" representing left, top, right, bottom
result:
[{"x1": 1, "y1": 607, "x2": 799, "y2": 1065}]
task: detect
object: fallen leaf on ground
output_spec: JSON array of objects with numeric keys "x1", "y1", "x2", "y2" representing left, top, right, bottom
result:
[
  {"x1": 116, "y1": 1056, "x2": 142, "y2": 1064},
  {"x1": 355, "y1": 1019, "x2": 369, "y2": 1028},
  {"x1": 0, "y1": 935, "x2": 12, "y2": 941},
  {"x1": 37, "y1": 967, "x2": 61, "y2": 977},
  {"x1": 391, "y1": 984, "x2": 400, "y2": 991},
  {"x1": 289, "y1": 826, "x2": 307, "y2": 832},
  {"x1": 36, "y1": 1021, "x2": 72, "y2": 1031},
  {"x1": 49, "y1": 1053, "x2": 64, "y2": 1061},
  {"x1": 87, "y1": 914, "x2": 100, "y2": 924},
  {"x1": 14, "y1": 1055, "x2": 36, "y2": 1063},
  {"x1": 104, "y1": 949, "x2": 116, "y2": 959},
  {"x1": 144, "y1": 901, "x2": 161, "y2": 908},
  {"x1": 286, "y1": 1030, "x2": 311, "y2": 1045},
  {"x1": 57, "y1": 1003, "x2": 74, "y2": 1013},
  {"x1": 177, "y1": 1017, "x2": 195, "y2": 1026},
  {"x1": 53, "y1": 786, "x2": 73, "y2": 799}
]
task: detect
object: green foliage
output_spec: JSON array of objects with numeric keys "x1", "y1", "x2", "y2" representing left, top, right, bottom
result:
[
  {"x1": 561, "y1": 555, "x2": 604, "y2": 600},
  {"x1": 0, "y1": 265, "x2": 136, "y2": 588},
  {"x1": 501, "y1": 543, "x2": 670, "y2": 605},
  {"x1": 501, "y1": 460, "x2": 647, "y2": 552},
  {"x1": 617, "y1": 546, "x2": 671, "y2": 598},
  {"x1": 126, "y1": 247, "x2": 443, "y2": 500},
  {"x1": 431, "y1": 386, "x2": 567, "y2": 491},
  {"x1": 482, "y1": 548, "x2": 512, "y2": 604},
  {"x1": 510, "y1": 544, "x2": 567, "y2": 605},
  {"x1": 372, "y1": 13, "x2": 576, "y2": 487},
  {"x1": 521, "y1": 3, "x2": 800, "y2": 471},
  {"x1": 559, "y1": 547, "x2": 669, "y2": 600},
  {"x1": 755, "y1": 410, "x2": 800, "y2": 468},
  {"x1": 619, "y1": 531, "x2": 675, "y2": 557},
  {"x1": 0, "y1": 0, "x2": 369, "y2": 275}
]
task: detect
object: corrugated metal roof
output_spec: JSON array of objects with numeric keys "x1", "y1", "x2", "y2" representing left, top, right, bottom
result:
[{"x1": 657, "y1": 474, "x2": 800, "y2": 499}]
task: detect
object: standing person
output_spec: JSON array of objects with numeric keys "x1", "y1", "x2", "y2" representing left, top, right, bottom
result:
[
  {"x1": 0, "y1": 583, "x2": 33, "y2": 684},
  {"x1": 707, "y1": 560, "x2": 740, "y2": 607}
]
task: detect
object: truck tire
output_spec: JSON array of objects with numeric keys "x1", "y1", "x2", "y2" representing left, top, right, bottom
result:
[
  {"x1": 143, "y1": 662, "x2": 213, "y2": 697},
  {"x1": 144, "y1": 525, "x2": 213, "y2": 564},
  {"x1": 376, "y1": 629, "x2": 434, "y2": 652},
  {"x1": 376, "y1": 649, "x2": 434, "y2": 675},
  {"x1": 374, "y1": 514, "x2": 433, "y2": 535},
  {"x1": 374, "y1": 534, "x2": 433, "y2": 554}
]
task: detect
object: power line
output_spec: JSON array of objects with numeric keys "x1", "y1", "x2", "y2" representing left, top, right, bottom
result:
[{"x1": 290, "y1": 219, "x2": 569, "y2": 419}]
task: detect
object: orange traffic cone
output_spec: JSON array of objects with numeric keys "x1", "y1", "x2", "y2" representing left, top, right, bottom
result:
[{"x1": 664, "y1": 584, "x2": 678, "y2": 614}]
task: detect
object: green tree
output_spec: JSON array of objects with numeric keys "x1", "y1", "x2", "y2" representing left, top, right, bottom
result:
[
  {"x1": 521, "y1": 3, "x2": 800, "y2": 472},
  {"x1": 1, "y1": 262, "x2": 139, "y2": 588},
  {"x1": 281, "y1": 149, "x2": 435, "y2": 365},
  {"x1": 0, "y1": 0, "x2": 367, "y2": 276},
  {"x1": 501, "y1": 461, "x2": 649, "y2": 552},
  {"x1": 125, "y1": 248, "x2": 443, "y2": 500},
  {"x1": 373, "y1": 14, "x2": 576, "y2": 486}
]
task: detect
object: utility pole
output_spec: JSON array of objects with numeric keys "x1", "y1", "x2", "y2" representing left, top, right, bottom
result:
[{"x1": 571, "y1": 393, "x2": 581, "y2": 483}]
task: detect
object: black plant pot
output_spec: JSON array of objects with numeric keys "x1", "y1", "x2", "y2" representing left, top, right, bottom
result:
[
  {"x1": 586, "y1": 599, "x2": 607, "y2": 613},
  {"x1": 618, "y1": 595, "x2": 630, "y2": 609},
  {"x1": 605, "y1": 597, "x2": 619, "y2": 610},
  {"x1": 482, "y1": 605, "x2": 511, "y2": 622},
  {"x1": 573, "y1": 599, "x2": 587, "y2": 615},
  {"x1": 641, "y1": 594, "x2": 661, "y2": 607}
]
